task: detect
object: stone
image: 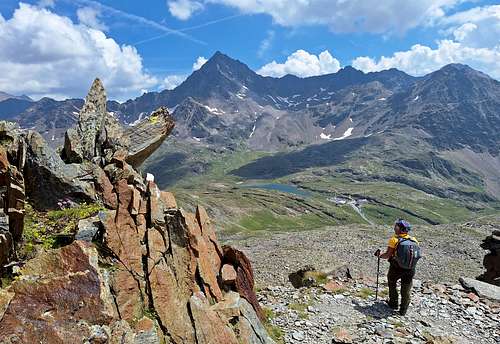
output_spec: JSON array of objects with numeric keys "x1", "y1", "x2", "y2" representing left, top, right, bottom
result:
[
  {"x1": 134, "y1": 317, "x2": 161, "y2": 344},
  {"x1": 478, "y1": 230, "x2": 500, "y2": 286},
  {"x1": 63, "y1": 81, "x2": 173, "y2": 169},
  {"x1": 160, "y1": 191, "x2": 177, "y2": 209},
  {"x1": 0, "y1": 242, "x2": 115, "y2": 343},
  {"x1": 223, "y1": 246, "x2": 265, "y2": 322},
  {"x1": 0, "y1": 229, "x2": 13, "y2": 267},
  {"x1": 332, "y1": 327, "x2": 353, "y2": 343},
  {"x1": 459, "y1": 277, "x2": 500, "y2": 302},
  {"x1": 23, "y1": 131, "x2": 96, "y2": 210},
  {"x1": 237, "y1": 298, "x2": 276, "y2": 344},
  {"x1": 324, "y1": 280, "x2": 344, "y2": 293},
  {"x1": 63, "y1": 78, "x2": 109, "y2": 163},
  {"x1": 75, "y1": 216, "x2": 100, "y2": 242},
  {"x1": 93, "y1": 165, "x2": 117, "y2": 209},
  {"x1": 292, "y1": 331, "x2": 305, "y2": 340},
  {"x1": 467, "y1": 292, "x2": 480, "y2": 303},
  {"x1": 222, "y1": 264, "x2": 238, "y2": 285},
  {"x1": 125, "y1": 107, "x2": 175, "y2": 168},
  {"x1": 211, "y1": 291, "x2": 242, "y2": 319},
  {"x1": 189, "y1": 292, "x2": 239, "y2": 344}
]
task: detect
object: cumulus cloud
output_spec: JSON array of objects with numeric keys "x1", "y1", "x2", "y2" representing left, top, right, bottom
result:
[
  {"x1": 192, "y1": 56, "x2": 208, "y2": 70},
  {"x1": 168, "y1": 0, "x2": 461, "y2": 33},
  {"x1": 77, "y1": 6, "x2": 108, "y2": 31},
  {"x1": 0, "y1": 3, "x2": 157, "y2": 100},
  {"x1": 352, "y1": 5, "x2": 500, "y2": 80},
  {"x1": 257, "y1": 50, "x2": 341, "y2": 78},
  {"x1": 168, "y1": 0, "x2": 204, "y2": 20},
  {"x1": 352, "y1": 40, "x2": 500, "y2": 79},
  {"x1": 441, "y1": 5, "x2": 500, "y2": 49},
  {"x1": 161, "y1": 75, "x2": 187, "y2": 90}
]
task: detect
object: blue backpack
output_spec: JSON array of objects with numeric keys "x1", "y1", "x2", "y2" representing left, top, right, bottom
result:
[{"x1": 395, "y1": 237, "x2": 421, "y2": 270}]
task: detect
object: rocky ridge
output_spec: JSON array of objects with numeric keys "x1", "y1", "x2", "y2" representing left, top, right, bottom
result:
[{"x1": 0, "y1": 80, "x2": 274, "y2": 344}]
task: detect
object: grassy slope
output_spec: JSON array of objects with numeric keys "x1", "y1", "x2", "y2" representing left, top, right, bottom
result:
[{"x1": 142, "y1": 134, "x2": 500, "y2": 236}]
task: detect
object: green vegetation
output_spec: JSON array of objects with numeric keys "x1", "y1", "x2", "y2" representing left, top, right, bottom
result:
[
  {"x1": 329, "y1": 287, "x2": 349, "y2": 295},
  {"x1": 262, "y1": 307, "x2": 284, "y2": 344},
  {"x1": 142, "y1": 136, "x2": 500, "y2": 237},
  {"x1": 303, "y1": 271, "x2": 329, "y2": 285},
  {"x1": 46, "y1": 203, "x2": 102, "y2": 234},
  {"x1": 356, "y1": 287, "x2": 375, "y2": 299},
  {"x1": 288, "y1": 301, "x2": 312, "y2": 319},
  {"x1": 21, "y1": 202, "x2": 102, "y2": 258}
]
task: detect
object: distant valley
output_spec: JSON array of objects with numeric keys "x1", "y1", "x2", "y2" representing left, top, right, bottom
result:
[{"x1": 3, "y1": 52, "x2": 500, "y2": 233}]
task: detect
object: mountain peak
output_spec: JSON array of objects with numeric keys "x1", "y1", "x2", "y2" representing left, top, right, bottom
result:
[{"x1": 204, "y1": 51, "x2": 240, "y2": 68}]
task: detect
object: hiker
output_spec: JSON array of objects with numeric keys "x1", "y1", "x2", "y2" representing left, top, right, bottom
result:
[{"x1": 375, "y1": 219, "x2": 421, "y2": 316}]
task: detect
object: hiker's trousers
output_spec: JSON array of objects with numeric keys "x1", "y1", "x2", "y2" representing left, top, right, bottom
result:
[{"x1": 387, "y1": 261, "x2": 415, "y2": 312}]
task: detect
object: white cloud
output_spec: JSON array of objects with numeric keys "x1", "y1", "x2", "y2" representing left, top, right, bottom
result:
[
  {"x1": 257, "y1": 30, "x2": 275, "y2": 58},
  {"x1": 442, "y1": 5, "x2": 500, "y2": 49},
  {"x1": 352, "y1": 4, "x2": 500, "y2": 80},
  {"x1": 170, "y1": 0, "x2": 461, "y2": 33},
  {"x1": 352, "y1": 40, "x2": 500, "y2": 79},
  {"x1": 257, "y1": 50, "x2": 341, "y2": 78},
  {"x1": 192, "y1": 56, "x2": 208, "y2": 70},
  {"x1": 168, "y1": 0, "x2": 204, "y2": 20},
  {"x1": 161, "y1": 75, "x2": 187, "y2": 90},
  {"x1": 0, "y1": 4, "x2": 157, "y2": 100},
  {"x1": 77, "y1": 6, "x2": 108, "y2": 31}
]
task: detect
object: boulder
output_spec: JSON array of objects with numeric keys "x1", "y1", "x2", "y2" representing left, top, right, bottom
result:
[
  {"x1": 23, "y1": 130, "x2": 97, "y2": 209},
  {"x1": 478, "y1": 230, "x2": 500, "y2": 286},
  {"x1": 75, "y1": 216, "x2": 100, "y2": 242},
  {"x1": 222, "y1": 264, "x2": 237, "y2": 285},
  {"x1": 62, "y1": 79, "x2": 174, "y2": 169},
  {"x1": 459, "y1": 277, "x2": 500, "y2": 302},
  {"x1": 125, "y1": 107, "x2": 175, "y2": 168},
  {"x1": 222, "y1": 246, "x2": 265, "y2": 322},
  {"x1": 0, "y1": 241, "x2": 116, "y2": 343}
]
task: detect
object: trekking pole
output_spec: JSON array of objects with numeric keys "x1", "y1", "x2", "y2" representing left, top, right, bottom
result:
[{"x1": 375, "y1": 249, "x2": 381, "y2": 300}]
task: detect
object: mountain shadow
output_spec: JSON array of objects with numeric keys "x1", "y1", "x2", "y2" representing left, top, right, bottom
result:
[{"x1": 231, "y1": 137, "x2": 371, "y2": 179}]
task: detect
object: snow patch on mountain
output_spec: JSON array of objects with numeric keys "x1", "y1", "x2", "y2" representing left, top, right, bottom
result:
[{"x1": 333, "y1": 127, "x2": 354, "y2": 140}]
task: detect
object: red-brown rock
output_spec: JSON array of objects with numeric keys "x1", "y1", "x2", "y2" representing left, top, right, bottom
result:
[
  {"x1": 222, "y1": 246, "x2": 265, "y2": 322},
  {"x1": 0, "y1": 242, "x2": 115, "y2": 344},
  {"x1": 222, "y1": 264, "x2": 237, "y2": 285}
]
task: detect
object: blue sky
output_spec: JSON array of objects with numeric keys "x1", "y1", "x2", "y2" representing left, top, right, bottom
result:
[{"x1": 0, "y1": 0, "x2": 499, "y2": 100}]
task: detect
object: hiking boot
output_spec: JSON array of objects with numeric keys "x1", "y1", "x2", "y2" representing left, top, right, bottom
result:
[
  {"x1": 399, "y1": 308, "x2": 408, "y2": 316},
  {"x1": 385, "y1": 300, "x2": 398, "y2": 310}
]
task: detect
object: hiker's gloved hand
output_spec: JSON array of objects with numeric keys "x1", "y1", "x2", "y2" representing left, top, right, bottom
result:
[{"x1": 374, "y1": 249, "x2": 381, "y2": 257}]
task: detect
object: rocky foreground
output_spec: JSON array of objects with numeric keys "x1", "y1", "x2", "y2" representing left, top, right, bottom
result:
[
  {"x1": 259, "y1": 278, "x2": 500, "y2": 343},
  {"x1": 225, "y1": 220, "x2": 500, "y2": 343},
  {"x1": 0, "y1": 80, "x2": 274, "y2": 344}
]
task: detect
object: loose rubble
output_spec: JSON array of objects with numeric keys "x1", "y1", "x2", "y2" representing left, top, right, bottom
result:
[{"x1": 259, "y1": 278, "x2": 500, "y2": 343}]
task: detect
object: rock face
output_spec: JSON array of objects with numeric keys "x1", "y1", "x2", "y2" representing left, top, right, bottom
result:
[
  {"x1": 63, "y1": 78, "x2": 174, "y2": 168},
  {"x1": 0, "y1": 122, "x2": 26, "y2": 266},
  {"x1": 0, "y1": 80, "x2": 273, "y2": 344},
  {"x1": 478, "y1": 230, "x2": 500, "y2": 286}
]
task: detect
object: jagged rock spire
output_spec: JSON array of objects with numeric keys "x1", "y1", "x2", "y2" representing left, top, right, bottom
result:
[
  {"x1": 63, "y1": 78, "x2": 108, "y2": 163},
  {"x1": 62, "y1": 79, "x2": 175, "y2": 168},
  {"x1": 80, "y1": 78, "x2": 107, "y2": 118}
]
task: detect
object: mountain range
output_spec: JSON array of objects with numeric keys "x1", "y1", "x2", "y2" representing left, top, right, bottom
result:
[{"x1": 2, "y1": 52, "x2": 500, "y2": 228}]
